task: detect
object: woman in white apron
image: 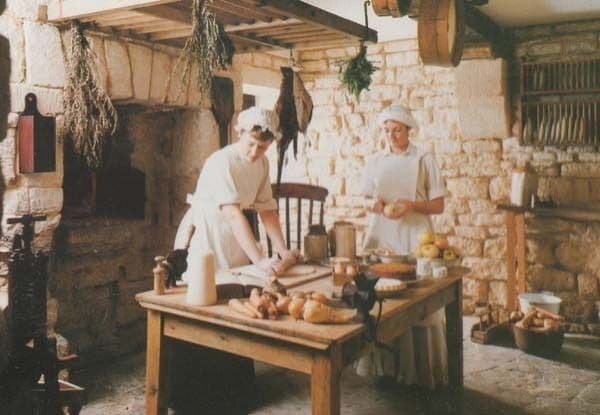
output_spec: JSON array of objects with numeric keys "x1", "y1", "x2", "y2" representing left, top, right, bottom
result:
[
  {"x1": 355, "y1": 104, "x2": 448, "y2": 389},
  {"x1": 170, "y1": 107, "x2": 300, "y2": 413},
  {"x1": 174, "y1": 106, "x2": 300, "y2": 275}
]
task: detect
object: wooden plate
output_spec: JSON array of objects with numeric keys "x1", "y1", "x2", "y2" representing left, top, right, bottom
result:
[{"x1": 278, "y1": 265, "x2": 316, "y2": 278}]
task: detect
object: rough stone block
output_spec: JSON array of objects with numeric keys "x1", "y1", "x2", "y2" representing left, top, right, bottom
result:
[
  {"x1": 444, "y1": 198, "x2": 470, "y2": 214},
  {"x1": 385, "y1": 51, "x2": 419, "y2": 67},
  {"x1": 0, "y1": 15, "x2": 24, "y2": 83},
  {"x1": 577, "y1": 273, "x2": 599, "y2": 297},
  {"x1": 455, "y1": 59, "x2": 506, "y2": 98},
  {"x1": 149, "y1": 51, "x2": 172, "y2": 104},
  {"x1": 104, "y1": 40, "x2": 133, "y2": 100},
  {"x1": 489, "y1": 176, "x2": 510, "y2": 202},
  {"x1": 0, "y1": 134, "x2": 16, "y2": 185},
  {"x1": 525, "y1": 238, "x2": 556, "y2": 266},
  {"x1": 128, "y1": 43, "x2": 152, "y2": 102},
  {"x1": 462, "y1": 139, "x2": 502, "y2": 154},
  {"x1": 457, "y1": 96, "x2": 510, "y2": 139},
  {"x1": 447, "y1": 236, "x2": 482, "y2": 257},
  {"x1": 5, "y1": 0, "x2": 41, "y2": 20},
  {"x1": 461, "y1": 257, "x2": 506, "y2": 279},
  {"x1": 446, "y1": 178, "x2": 489, "y2": 199},
  {"x1": 460, "y1": 153, "x2": 502, "y2": 177},
  {"x1": 10, "y1": 83, "x2": 64, "y2": 115},
  {"x1": 365, "y1": 84, "x2": 401, "y2": 102},
  {"x1": 555, "y1": 241, "x2": 587, "y2": 273},
  {"x1": 489, "y1": 281, "x2": 507, "y2": 306},
  {"x1": 455, "y1": 226, "x2": 487, "y2": 240},
  {"x1": 483, "y1": 237, "x2": 505, "y2": 259},
  {"x1": 383, "y1": 39, "x2": 418, "y2": 53},
  {"x1": 528, "y1": 42, "x2": 561, "y2": 56},
  {"x1": 562, "y1": 163, "x2": 600, "y2": 178},
  {"x1": 345, "y1": 113, "x2": 364, "y2": 129},
  {"x1": 24, "y1": 22, "x2": 65, "y2": 88},
  {"x1": 434, "y1": 140, "x2": 462, "y2": 154},
  {"x1": 29, "y1": 187, "x2": 63, "y2": 214},
  {"x1": 3, "y1": 188, "x2": 32, "y2": 217},
  {"x1": 528, "y1": 264, "x2": 576, "y2": 292}
]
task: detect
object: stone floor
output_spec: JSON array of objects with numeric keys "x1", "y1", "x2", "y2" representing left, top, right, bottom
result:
[{"x1": 75, "y1": 317, "x2": 600, "y2": 415}]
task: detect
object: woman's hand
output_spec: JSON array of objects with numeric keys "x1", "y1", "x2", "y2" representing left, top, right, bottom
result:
[
  {"x1": 275, "y1": 249, "x2": 302, "y2": 274},
  {"x1": 256, "y1": 257, "x2": 281, "y2": 276},
  {"x1": 383, "y1": 200, "x2": 413, "y2": 219},
  {"x1": 366, "y1": 198, "x2": 385, "y2": 214}
]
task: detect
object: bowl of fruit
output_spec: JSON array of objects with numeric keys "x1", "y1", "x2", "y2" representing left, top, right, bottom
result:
[{"x1": 413, "y1": 232, "x2": 460, "y2": 273}]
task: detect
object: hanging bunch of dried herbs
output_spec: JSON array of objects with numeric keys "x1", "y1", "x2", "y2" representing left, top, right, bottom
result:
[
  {"x1": 170, "y1": 0, "x2": 235, "y2": 103},
  {"x1": 63, "y1": 22, "x2": 118, "y2": 170},
  {"x1": 337, "y1": 43, "x2": 378, "y2": 101}
]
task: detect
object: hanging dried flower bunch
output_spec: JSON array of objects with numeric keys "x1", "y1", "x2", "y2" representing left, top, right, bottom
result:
[
  {"x1": 337, "y1": 43, "x2": 378, "y2": 102},
  {"x1": 170, "y1": 0, "x2": 235, "y2": 103},
  {"x1": 63, "y1": 22, "x2": 118, "y2": 170}
]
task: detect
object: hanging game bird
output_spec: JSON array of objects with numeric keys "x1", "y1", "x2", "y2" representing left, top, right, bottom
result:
[{"x1": 273, "y1": 67, "x2": 313, "y2": 192}]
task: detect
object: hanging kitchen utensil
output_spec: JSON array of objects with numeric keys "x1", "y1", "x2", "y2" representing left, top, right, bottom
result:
[
  {"x1": 211, "y1": 76, "x2": 235, "y2": 149},
  {"x1": 274, "y1": 66, "x2": 300, "y2": 189},
  {"x1": 418, "y1": 0, "x2": 465, "y2": 67}
]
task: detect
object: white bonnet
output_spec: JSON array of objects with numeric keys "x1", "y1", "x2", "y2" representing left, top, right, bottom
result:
[
  {"x1": 377, "y1": 104, "x2": 418, "y2": 129},
  {"x1": 234, "y1": 106, "x2": 280, "y2": 139}
]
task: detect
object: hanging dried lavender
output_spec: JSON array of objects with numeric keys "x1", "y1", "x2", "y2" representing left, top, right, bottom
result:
[
  {"x1": 63, "y1": 22, "x2": 118, "y2": 170},
  {"x1": 170, "y1": 0, "x2": 235, "y2": 103}
]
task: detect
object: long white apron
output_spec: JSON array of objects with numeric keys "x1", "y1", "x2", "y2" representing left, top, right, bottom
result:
[
  {"x1": 356, "y1": 149, "x2": 448, "y2": 389},
  {"x1": 362, "y1": 150, "x2": 430, "y2": 255}
]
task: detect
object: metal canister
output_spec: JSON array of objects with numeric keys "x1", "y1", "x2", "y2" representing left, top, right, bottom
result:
[
  {"x1": 304, "y1": 224, "x2": 329, "y2": 263},
  {"x1": 334, "y1": 222, "x2": 356, "y2": 259}
]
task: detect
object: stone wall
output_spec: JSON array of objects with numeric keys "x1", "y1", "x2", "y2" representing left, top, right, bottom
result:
[
  {"x1": 242, "y1": 20, "x2": 600, "y2": 330},
  {"x1": 0, "y1": 0, "x2": 239, "y2": 359}
]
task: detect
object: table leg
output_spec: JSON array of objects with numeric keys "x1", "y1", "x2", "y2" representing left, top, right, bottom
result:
[
  {"x1": 516, "y1": 213, "x2": 526, "y2": 298},
  {"x1": 146, "y1": 310, "x2": 167, "y2": 415},
  {"x1": 311, "y1": 344, "x2": 341, "y2": 415},
  {"x1": 445, "y1": 279, "x2": 463, "y2": 389},
  {"x1": 505, "y1": 211, "x2": 517, "y2": 311}
]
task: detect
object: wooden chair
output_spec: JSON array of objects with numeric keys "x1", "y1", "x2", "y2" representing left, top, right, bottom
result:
[{"x1": 267, "y1": 183, "x2": 329, "y2": 256}]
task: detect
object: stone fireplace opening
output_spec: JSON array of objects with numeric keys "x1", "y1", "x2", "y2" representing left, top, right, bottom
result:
[{"x1": 52, "y1": 105, "x2": 219, "y2": 361}]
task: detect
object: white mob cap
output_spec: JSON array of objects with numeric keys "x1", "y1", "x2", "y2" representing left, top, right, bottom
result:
[
  {"x1": 377, "y1": 104, "x2": 418, "y2": 129},
  {"x1": 234, "y1": 106, "x2": 280, "y2": 139}
]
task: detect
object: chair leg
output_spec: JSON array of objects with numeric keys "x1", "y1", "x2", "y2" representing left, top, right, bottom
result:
[{"x1": 68, "y1": 403, "x2": 82, "y2": 415}]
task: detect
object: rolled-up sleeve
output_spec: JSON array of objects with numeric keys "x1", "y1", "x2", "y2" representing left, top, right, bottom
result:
[
  {"x1": 206, "y1": 157, "x2": 242, "y2": 207},
  {"x1": 253, "y1": 158, "x2": 277, "y2": 211},
  {"x1": 422, "y1": 153, "x2": 447, "y2": 200}
]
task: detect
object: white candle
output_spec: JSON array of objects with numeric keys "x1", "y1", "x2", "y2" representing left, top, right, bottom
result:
[{"x1": 186, "y1": 249, "x2": 217, "y2": 306}]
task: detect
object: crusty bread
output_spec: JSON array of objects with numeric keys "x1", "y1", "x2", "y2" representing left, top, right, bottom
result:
[{"x1": 368, "y1": 263, "x2": 416, "y2": 280}]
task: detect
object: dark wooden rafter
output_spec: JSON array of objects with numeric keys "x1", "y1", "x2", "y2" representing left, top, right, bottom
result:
[{"x1": 463, "y1": 3, "x2": 513, "y2": 59}]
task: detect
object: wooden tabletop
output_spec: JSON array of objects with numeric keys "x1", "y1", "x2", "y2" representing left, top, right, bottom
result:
[{"x1": 136, "y1": 267, "x2": 470, "y2": 349}]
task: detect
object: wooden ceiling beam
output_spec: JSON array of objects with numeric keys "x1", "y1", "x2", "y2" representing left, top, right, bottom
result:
[
  {"x1": 228, "y1": 32, "x2": 290, "y2": 50},
  {"x1": 135, "y1": 4, "x2": 190, "y2": 25},
  {"x1": 464, "y1": 3, "x2": 512, "y2": 59},
  {"x1": 225, "y1": 18, "x2": 301, "y2": 33},
  {"x1": 150, "y1": 28, "x2": 191, "y2": 40},
  {"x1": 47, "y1": 0, "x2": 182, "y2": 22},
  {"x1": 257, "y1": 0, "x2": 377, "y2": 43}
]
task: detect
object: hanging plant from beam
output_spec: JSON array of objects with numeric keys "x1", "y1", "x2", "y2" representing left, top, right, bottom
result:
[
  {"x1": 63, "y1": 21, "x2": 118, "y2": 170},
  {"x1": 336, "y1": 43, "x2": 378, "y2": 102},
  {"x1": 170, "y1": 0, "x2": 235, "y2": 103}
]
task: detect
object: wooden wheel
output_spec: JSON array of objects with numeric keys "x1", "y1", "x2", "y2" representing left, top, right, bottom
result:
[{"x1": 418, "y1": 0, "x2": 465, "y2": 67}]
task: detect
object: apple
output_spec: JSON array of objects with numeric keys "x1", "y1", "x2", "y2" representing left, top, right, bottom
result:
[
  {"x1": 434, "y1": 237, "x2": 449, "y2": 250},
  {"x1": 421, "y1": 244, "x2": 440, "y2": 258},
  {"x1": 419, "y1": 231, "x2": 435, "y2": 245},
  {"x1": 443, "y1": 248, "x2": 457, "y2": 261},
  {"x1": 383, "y1": 203, "x2": 399, "y2": 218}
]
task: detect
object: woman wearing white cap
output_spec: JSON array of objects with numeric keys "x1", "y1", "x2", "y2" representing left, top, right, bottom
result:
[
  {"x1": 170, "y1": 106, "x2": 300, "y2": 412},
  {"x1": 356, "y1": 104, "x2": 448, "y2": 389},
  {"x1": 174, "y1": 106, "x2": 300, "y2": 276}
]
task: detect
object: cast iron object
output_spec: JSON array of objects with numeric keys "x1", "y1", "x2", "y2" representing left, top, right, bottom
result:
[
  {"x1": 513, "y1": 324, "x2": 564, "y2": 358},
  {"x1": 165, "y1": 249, "x2": 188, "y2": 288},
  {"x1": 342, "y1": 273, "x2": 379, "y2": 322}
]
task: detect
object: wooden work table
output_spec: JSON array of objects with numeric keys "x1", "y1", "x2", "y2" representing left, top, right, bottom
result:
[
  {"x1": 498, "y1": 204, "x2": 600, "y2": 310},
  {"x1": 136, "y1": 266, "x2": 470, "y2": 415}
]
